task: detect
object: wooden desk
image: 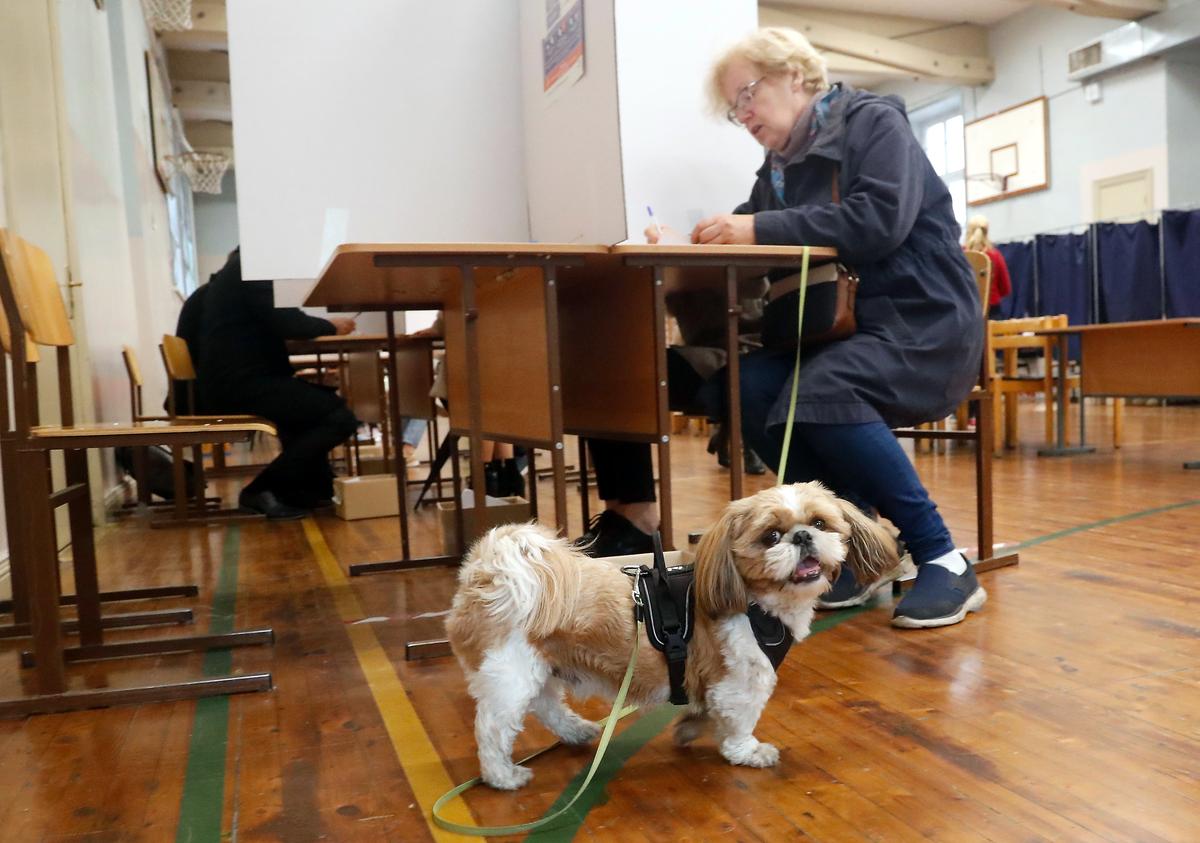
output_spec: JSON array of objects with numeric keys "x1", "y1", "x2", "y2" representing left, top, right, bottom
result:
[
  {"x1": 611, "y1": 244, "x2": 838, "y2": 501},
  {"x1": 307, "y1": 243, "x2": 610, "y2": 575},
  {"x1": 1036, "y1": 319, "x2": 1200, "y2": 460}
]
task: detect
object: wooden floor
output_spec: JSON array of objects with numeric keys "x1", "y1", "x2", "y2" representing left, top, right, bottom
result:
[{"x1": 2, "y1": 399, "x2": 1199, "y2": 842}]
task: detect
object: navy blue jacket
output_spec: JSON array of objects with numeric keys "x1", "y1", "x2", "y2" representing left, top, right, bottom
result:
[{"x1": 737, "y1": 85, "x2": 983, "y2": 429}]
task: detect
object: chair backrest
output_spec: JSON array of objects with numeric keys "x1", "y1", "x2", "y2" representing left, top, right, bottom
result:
[
  {"x1": 964, "y1": 250, "x2": 991, "y2": 317},
  {"x1": 122, "y1": 345, "x2": 143, "y2": 387},
  {"x1": 161, "y1": 334, "x2": 197, "y2": 381},
  {"x1": 19, "y1": 239, "x2": 75, "y2": 347},
  {"x1": 0, "y1": 230, "x2": 41, "y2": 364},
  {"x1": 990, "y1": 314, "x2": 1068, "y2": 344}
]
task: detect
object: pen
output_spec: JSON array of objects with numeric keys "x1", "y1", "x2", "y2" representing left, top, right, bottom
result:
[{"x1": 646, "y1": 205, "x2": 663, "y2": 241}]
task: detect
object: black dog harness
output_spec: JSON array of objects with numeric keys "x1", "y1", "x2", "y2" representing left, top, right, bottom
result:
[{"x1": 626, "y1": 533, "x2": 794, "y2": 705}]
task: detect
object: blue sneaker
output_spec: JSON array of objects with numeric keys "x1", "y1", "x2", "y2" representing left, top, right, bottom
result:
[
  {"x1": 891, "y1": 560, "x2": 987, "y2": 628},
  {"x1": 817, "y1": 555, "x2": 911, "y2": 610}
]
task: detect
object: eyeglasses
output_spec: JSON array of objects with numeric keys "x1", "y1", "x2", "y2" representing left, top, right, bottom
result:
[{"x1": 726, "y1": 76, "x2": 766, "y2": 126}]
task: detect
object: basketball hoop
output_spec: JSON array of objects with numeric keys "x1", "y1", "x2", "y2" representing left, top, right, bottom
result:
[
  {"x1": 172, "y1": 151, "x2": 231, "y2": 194},
  {"x1": 967, "y1": 172, "x2": 1011, "y2": 192},
  {"x1": 142, "y1": 0, "x2": 193, "y2": 32}
]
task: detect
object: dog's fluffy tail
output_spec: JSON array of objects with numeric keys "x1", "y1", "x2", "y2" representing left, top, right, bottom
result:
[{"x1": 452, "y1": 522, "x2": 583, "y2": 639}]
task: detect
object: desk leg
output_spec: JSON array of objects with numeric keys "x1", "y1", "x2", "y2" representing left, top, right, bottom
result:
[
  {"x1": 652, "y1": 268, "x2": 673, "y2": 549},
  {"x1": 543, "y1": 266, "x2": 569, "y2": 536},
  {"x1": 348, "y1": 311, "x2": 459, "y2": 577},
  {"x1": 726, "y1": 266, "x2": 744, "y2": 501},
  {"x1": 1038, "y1": 334, "x2": 1094, "y2": 457}
]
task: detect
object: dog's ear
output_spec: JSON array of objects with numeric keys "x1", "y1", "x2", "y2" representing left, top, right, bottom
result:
[
  {"x1": 694, "y1": 504, "x2": 749, "y2": 618},
  {"x1": 838, "y1": 500, "x2": 900, "y2": 584}
]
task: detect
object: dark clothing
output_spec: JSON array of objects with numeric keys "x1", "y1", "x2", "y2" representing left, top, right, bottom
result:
[
  {"x1": 236, "y1": 380, "x2": 358, "y2": 508},
  {"x1": 169, "y1": 284, "x2": 209, "y2": 414},
  {"x1": 191, "y1": 250, "x2": 355, "y2": 508},
  {"x1": 196, "y1": 252, "x2": 335, "y2": 401},
  {"x1": 739, "y1": 84, "x2": 983, "y2": 429}
]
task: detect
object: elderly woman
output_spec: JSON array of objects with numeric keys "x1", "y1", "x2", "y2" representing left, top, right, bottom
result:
[{"x1": 660, "y1": 27, "x2": 984, "y2": 629}]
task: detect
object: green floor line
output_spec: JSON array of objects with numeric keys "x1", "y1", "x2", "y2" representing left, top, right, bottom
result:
[
  {"x1": 527, "y1": 496, "x2": 1200, "y2": 839},
  {"x1": 175, "y1": 527, "x2": 241, "y2": 843},
  {"x1": 1004, "y1": 497, "x2": 1200, "y2": 553}
]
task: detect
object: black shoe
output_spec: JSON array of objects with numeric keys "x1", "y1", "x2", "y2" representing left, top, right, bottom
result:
[
  {"x1": 892, "y1": 560, "x2": 987, "y2": 628},
  {"x1": 574, "y1": 510, "x2": 654, "y2": 558},
  {"x1": 498, "y1": 458, "x2": 525, "y2": 498},
  {"x1": 817, "y1": 554, "x2": 912, "y2": 610},
  {"x1": 238, "y1": 489, "x2": 310, "y2": 521},
  {"x1": 484, "y1": 460, "x2": 503, "y2": 498},
  {"x1": 743, "y1": 448, "x2": 767, "y2": 475}
]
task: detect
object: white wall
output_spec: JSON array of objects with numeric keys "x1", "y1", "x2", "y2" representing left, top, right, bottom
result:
[
  {"x1": 228, "y1": 0, "x2": 530, "y2": 288},
  {"x1": 613, "y1": 0, "x2": 762, "y2": 238},
  {"x1": 877, "y1": 4, "x2": 1172, "y2": 240},
  {"x1": 519, "y1": 0, "x2": 625, "y2": 243},
  {"x1": 1166, "y1": 51, "x2": 1200, "y2": 208}
]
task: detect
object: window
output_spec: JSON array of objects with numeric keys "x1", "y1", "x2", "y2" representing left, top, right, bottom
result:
[{"x1": 912, "y1": 98, "x2": 967, "y2": 229}]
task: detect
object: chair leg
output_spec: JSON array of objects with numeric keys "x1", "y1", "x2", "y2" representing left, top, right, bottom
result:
[
  {"x1": 18, "y1": 449, "x2": 67, "y2": 695},
  {"x1": 1113, "y1": 398, "x2": 1124, "y2": 448},
  {"x1": 64, "y1": 450, "x2": 103, "y2": 648}
]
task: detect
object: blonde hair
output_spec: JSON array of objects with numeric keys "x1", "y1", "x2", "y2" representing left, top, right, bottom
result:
[
  {"x1": 706, "y1": 27, "x2": 830, "y2": 118},
  {"x1": 964, "y1": 215, "x2": 993, "y2": 251}
]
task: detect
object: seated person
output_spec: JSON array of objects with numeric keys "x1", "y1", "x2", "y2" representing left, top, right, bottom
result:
[
  {"x1": 584, "y1": 27, "x2": 986, "y2": 631},
  {"x1": 191, "y1": 247, "x2": 359, "y2": 520}
]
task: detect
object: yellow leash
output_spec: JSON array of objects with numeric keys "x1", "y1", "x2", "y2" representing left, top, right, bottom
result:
[
  {"x1": 432, "y1": 625, "x2": 641, "y2": 837},
  {"x1": 775, "y1": 246, "x2": 810, "y2": 487}
]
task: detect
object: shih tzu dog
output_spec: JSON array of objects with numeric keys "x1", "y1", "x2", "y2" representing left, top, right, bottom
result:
[{"x1": 446, "y1": 482, "x2": 897, "y2": 790}]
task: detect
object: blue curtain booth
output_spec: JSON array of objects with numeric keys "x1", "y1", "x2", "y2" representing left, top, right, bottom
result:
[
  {"x1": 1096, "y1": 220, "x2": 1161, "y2": 323},
  {"x1": 1162, "y1": 209, "x2": 1200, "y2": 318},
  {"x1": 1036, "y1": 232, "x2": 1092, "y2": 359},
  {"x1": 994, "y1": 241, "x2": 1035, "y2": 320}
]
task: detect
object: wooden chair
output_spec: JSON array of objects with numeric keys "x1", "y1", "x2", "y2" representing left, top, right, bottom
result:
[
  {"x1": 0, "y1": 229, "x2": 273, "y2": 716},
  {"x1": 892, "y1": 252, "x2": 1017, "y2": 575},
  {"x1": 917, "y1": 250, "x2": 993, "y2": 452},
  {"x1": 157, "y1": 334, "x2": 276, "y2": 525},
  {"x1": 989, "y1": 316, "x2": 1123, "y2": 451}
]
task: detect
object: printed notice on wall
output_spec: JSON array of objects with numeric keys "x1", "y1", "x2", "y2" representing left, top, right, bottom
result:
[{"x1": 543, "y1": 0, "x2": 584, "y2": 99}]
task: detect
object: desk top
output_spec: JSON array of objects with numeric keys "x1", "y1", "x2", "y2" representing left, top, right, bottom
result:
[
  {"x1": 305, "y1": 242, "x2": 840, "y2": 310},
  {"x1": 286, "y1": 333, "x2": 437, "y2": 354},
  {"x1": 1034, "y1": 318, "x2": 1200, "y2": 336}
]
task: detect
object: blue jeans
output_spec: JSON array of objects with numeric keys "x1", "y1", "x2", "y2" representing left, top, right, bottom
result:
[
  {"x1": 401, "y1": 417, "x2": 427, "y2": 449},
  {"x1": 739, "y1": 351, "x2": 954, "y2": 565}
]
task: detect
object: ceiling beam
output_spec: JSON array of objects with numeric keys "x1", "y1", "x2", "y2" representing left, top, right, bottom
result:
[
  {"x1": 760, "y1": 6, "x2": 994, "y2": 85},
  {"x1": 172, "y1": 80, "x2": 231, "y2": 122},
  {"x1": 167, "y1": 49, "x2": 229, "y2": 83},
  {"x1": 1030, "y1": 0, "x2": 1164, "y2": 20}
]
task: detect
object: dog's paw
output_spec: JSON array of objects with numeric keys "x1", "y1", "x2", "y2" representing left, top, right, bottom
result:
[
  {"x1": 483, "y1": 764, "x2": 534, "y2": 790},
  {"x1": 558, "y1": 719, "x2": 601, "y2": 746},
  {"x1": 722, "y1": 738, "x2": 780, "y2": 768},
  {"x1": 673, "y1": 717, "x2": 706, "y2": 746}
]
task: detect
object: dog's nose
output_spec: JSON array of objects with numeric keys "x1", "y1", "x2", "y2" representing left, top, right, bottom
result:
[{"x1": 791, "y1": 529, "x2": 811, "y2": 546}]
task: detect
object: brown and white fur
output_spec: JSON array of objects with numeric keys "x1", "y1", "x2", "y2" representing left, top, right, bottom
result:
[{"x1": 446, "y1": 482, "x2": 898, "y2": 790}]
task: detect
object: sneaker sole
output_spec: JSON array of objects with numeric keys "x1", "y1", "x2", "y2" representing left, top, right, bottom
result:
[
  {"x1": 817, "y1": 556, "x2": 914, "y2": 610},
  {"x1": 891, "y1": 585, "x2": 988, "y2": 629}
]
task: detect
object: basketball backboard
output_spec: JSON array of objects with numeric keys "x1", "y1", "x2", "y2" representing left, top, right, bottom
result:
[{"x1": 965, "y1": 96, "x2": 1049, "y2": 206}]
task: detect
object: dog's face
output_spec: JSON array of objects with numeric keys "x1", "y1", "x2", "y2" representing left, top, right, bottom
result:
[{"x1": 694, "y1": 483, "x2": 899, "y2": 617}]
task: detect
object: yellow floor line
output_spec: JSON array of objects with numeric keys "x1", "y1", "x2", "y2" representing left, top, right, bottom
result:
[{"x1": 302, "y1": 518, "x2": 476, "y2": 842}]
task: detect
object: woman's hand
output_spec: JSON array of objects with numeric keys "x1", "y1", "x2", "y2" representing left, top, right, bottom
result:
[{"x1": 691, "y1": 214, "x2": 756, "y2": 245}]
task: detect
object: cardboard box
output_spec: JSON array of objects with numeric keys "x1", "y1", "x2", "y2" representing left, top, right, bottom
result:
[
  {"x1": 438, "y1": 495, "x2": 532, "y2": 554},
  {"x1": 334, "y1": 474, "x2": 400, "y2": 520}
]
